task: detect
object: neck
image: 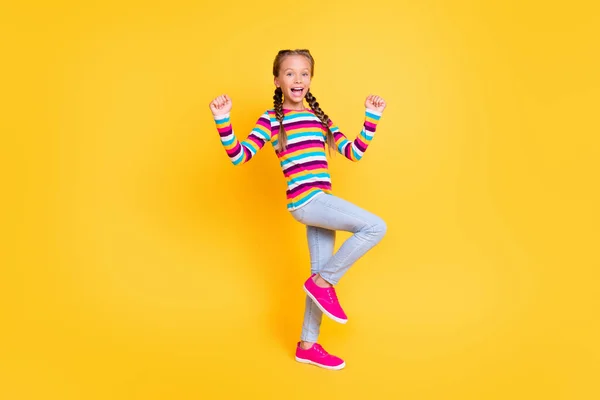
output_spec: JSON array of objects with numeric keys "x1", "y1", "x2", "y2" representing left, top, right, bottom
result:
[{"x1": 282, "y1": 100, "x2": 306, "y2": 111}]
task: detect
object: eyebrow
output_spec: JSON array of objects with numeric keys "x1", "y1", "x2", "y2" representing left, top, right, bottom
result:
[{"x1": 283, "y1": 68, "x2": 310, "y2": 72}]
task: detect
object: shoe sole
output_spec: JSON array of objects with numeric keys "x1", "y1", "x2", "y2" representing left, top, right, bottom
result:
[
  {"x1": 295, "y1": 356, "x2": 346, "y2": 370},
  {"x1": 303, "y1": 284, "x2": 348, "y2": 324}
]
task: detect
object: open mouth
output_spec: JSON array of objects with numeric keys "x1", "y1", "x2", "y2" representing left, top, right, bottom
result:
[{"x1": 291, "y1": 88, "x2": 304, "y2": 95}]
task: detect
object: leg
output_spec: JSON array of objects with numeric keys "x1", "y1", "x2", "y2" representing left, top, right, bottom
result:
[
  {"x1": 299, "y1": 194, "x2": 387, "y2": 285},
  {"x1": 300, "y1": 226, "x2": 335, "y2": 344}
]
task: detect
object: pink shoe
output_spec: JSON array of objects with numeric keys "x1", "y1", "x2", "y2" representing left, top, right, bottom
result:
[
  {"x1": 295, "y1": 342, "x2": 346, "y2": 370},
  {"x1": 303, "y1": 274, "x2": 348, "y2": 324}
]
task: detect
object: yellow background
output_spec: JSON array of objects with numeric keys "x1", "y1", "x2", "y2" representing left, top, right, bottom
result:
[{"x1": 2, "y1": 0, "x2": 599, "y2": 399}]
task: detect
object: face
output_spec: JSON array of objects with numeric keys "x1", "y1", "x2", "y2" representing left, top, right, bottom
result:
[{"x1": 274, "y1": 55, "x2": 312, "y2": 109}]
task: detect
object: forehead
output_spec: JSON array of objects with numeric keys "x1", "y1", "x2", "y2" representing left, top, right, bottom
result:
[{"x1": 280, "y1": 55, "x2": 312, "y2": 70}]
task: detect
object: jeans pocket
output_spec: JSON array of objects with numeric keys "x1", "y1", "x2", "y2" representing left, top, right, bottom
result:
[{"x1": 290, "y1": 207, "x2": 306, "y2": 223}]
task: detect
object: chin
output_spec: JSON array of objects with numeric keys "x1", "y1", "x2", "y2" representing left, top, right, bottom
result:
[
  {"x1": 286, "y1": 97, "x2": 304, "y2": 105},
  {"x1": 288, "y1": 92, "x2": 305, "y2": 101}
]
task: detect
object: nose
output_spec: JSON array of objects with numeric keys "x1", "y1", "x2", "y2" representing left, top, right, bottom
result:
[{"x1": 294, "y1": 74, "x2": 302, "y2": 83}]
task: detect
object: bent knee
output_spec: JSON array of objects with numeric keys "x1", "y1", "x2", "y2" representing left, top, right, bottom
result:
[
  {"x1": 368, "y1": 217, "x2": 387, "y2": 239},
  {"x1": 377, "y1": 219, "x2": 387, "y2": 238}
]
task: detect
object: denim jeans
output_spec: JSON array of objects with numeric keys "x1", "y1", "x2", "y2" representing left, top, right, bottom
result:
[{"x1": 290, "y1": 193, "x2": 387, "y2": 343}]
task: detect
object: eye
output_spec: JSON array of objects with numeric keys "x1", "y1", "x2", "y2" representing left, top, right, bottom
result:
[
  {"x1": 303, "y1": 73, "x2": 309, "y2": 76},
  {"x1": 286, "y1": 73, "x2": 292, "y2": 76}
]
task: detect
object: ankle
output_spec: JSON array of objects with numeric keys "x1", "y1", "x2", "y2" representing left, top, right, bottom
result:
[
  {"x1": 313, "y1": 274, "x2": 333, "y2": 288},
  {"x1": 300, "y1": 341, "x2": 315, "y2": 350}
]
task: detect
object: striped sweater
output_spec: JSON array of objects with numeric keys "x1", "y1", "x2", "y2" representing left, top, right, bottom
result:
[{"x1": 214, "y1": 108, "x2": 382, "y2": 210}]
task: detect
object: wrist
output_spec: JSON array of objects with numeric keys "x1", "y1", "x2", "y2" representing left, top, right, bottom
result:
[
  {"x1": 213, "y1": 112, "x2": 230, "y2": 120},
  {"x1": 365, "y1": 108, "x2": 383, "y2": 116}
]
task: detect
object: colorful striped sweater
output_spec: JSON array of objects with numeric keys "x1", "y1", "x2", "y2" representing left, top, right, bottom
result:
[{"x1": 214, "y1": 108, "x2": 382, "y2": 210}]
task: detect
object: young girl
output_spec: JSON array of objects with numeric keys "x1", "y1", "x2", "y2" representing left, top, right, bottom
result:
[{"x1": 209, "y1": 49, "x2": 387, "y2": 370}]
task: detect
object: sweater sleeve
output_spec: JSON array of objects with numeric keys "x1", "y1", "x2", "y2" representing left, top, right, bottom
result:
[
  {"x1": 214, "y1": 112, "x2": 272, "y2": 165},
  {"x1": 329, "y1": 109, "x2": 382, "y2": 162}
]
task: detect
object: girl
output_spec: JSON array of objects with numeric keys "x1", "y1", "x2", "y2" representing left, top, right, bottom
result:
[{"x1": 209, "y1": 49, "x2": 387, "y2": 370}]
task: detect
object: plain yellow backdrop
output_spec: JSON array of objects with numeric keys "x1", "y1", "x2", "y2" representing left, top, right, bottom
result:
[{"x1": 1, "y1": 0, "x2": 599, "y2": 399}]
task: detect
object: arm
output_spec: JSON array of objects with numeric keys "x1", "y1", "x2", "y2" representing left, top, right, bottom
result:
[
  {"x1": 330, "y1": 95, "x2": 386, "y2": 162},
  {"x1": 210, "y1": 95, "x2": 271, "y2": 165}
]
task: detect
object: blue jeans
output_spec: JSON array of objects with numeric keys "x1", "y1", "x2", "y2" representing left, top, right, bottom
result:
[{"x1": 290, "y1": 193, "x2": 387, "y2": 343}]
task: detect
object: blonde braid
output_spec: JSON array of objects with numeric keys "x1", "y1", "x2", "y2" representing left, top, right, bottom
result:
[
  {"x1": 305, "y1": 91, "x2": 336, "y2": 153},
  {"x1": 273, "y1": 87, "x2": 287, "y2": 152}
]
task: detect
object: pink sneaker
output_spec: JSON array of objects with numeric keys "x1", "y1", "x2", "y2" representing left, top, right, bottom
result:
[
  {"x1": 295, "y1": 342, "x2": 345, "y2": 370},
  {"x1": 303, "y1": 274, "x2": 348, "y2": 324}
]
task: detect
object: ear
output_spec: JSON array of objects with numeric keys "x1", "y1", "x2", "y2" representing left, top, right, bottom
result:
[{"x1": 274, "y1": 77, "x2": 280, "y2": 88}]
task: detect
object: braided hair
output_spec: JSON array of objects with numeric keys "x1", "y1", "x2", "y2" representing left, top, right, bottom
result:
[
  {"x1": 272, "y1": 49, "x2": 336, "y2": 154},
  {"x1": 305, "y1": 90, "x2": 336, "y2": 152},
  {"x1": 272, "y1": 86, "x2": 286, "y2": 150}
]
